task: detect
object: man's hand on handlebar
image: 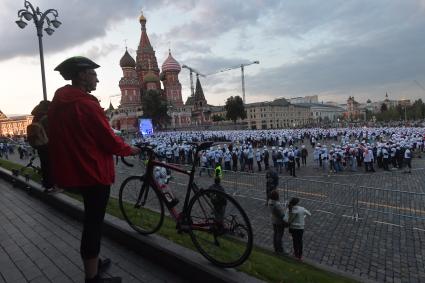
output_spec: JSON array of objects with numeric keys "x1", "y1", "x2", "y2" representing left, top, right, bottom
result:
[{"x1": 130, "y1": 146, "x2": 142, "y2": 155}]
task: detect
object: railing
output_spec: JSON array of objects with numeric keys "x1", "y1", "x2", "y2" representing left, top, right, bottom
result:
[{"x1": 189, "y1": 166, "x2": 425, "y2": 221}]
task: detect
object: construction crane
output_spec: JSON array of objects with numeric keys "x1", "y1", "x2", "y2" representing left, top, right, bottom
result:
[
  {"x1": 206, "y1": 60, "x2": 259, "y2": 104},
  {"x1": 181, "y1": 64, "x2": 205, "y2": 96}
]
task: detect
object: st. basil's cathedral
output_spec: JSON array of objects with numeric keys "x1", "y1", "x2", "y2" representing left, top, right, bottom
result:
[{"x1": 108, "y1": 12, "x2": 212, "y2": 132}]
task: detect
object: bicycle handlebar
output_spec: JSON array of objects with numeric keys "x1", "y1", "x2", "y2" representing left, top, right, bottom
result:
[
  {"x1": 119, "y1": 141, "x2": 215, "y2": 168},
  {"x1": 120, "y1": 142, "x2": 156, "y2": 167}
]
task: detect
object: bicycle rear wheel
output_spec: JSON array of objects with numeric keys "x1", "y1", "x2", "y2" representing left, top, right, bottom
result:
[
  {"x1": 187, "y1": 188, "x2": 253, "y2": 268},
  {"x1": 119, "y1": 175, "x2": 164, "y2": 235}
]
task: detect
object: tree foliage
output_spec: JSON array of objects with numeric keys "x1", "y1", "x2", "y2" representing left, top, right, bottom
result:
[
  {"x1": 224, "y1": 96, "x2": 246, "y2": 123},
  {"x1": 374, "y1": 99, "x2": 425, "y2": 121},
  {"x1": 141, "y1": 90, "x2": 170, "y2": 129},
  {"x1": 212, "y1": 114, "x2": 226, "y2": 122}
]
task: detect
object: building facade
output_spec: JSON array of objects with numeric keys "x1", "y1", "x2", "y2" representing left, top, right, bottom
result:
[
  {"x1": 344, "y1": 96, "x2": 363, "y2": 120},
  {"x1": 296, "y1": 103, "x2": 345, "y2": 122},
  {"x1": 0, "y1": 110, "x2": 33, "y2": 137},
  {"x1": 245, "y1": 98, "x2": 310, "y2": 129}
]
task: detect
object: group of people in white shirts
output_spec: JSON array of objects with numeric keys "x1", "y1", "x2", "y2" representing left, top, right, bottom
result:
[{"x1": 131, "y1": 127, "x2": 424, "y2": 176}]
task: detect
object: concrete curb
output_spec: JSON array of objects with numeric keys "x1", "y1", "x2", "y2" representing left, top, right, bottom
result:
[{"x1": 0, "y1": 167, "x2": 263, "y2": 283}]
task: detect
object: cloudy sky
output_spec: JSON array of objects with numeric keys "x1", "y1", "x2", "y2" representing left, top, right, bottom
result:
[{"x1": 1, "y1": 0, "x2": 425, "y2": 115}]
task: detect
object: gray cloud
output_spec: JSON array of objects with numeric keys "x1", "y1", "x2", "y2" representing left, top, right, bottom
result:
[
  {"x1": 3, "y1": 0, "x2": 425, "y2": 105},
  {"x1": 83, "y1": 43, "x2": 120, "y2": 61},
  {"x1": 1, "y1": 0, "x2": 169, "y2": 61},
  {"x1": 247, "y1": 17, "x2": 425, "y2": 102},
  {"x1": 164, "y1": 0, "x2": 269, "y2": 40}
]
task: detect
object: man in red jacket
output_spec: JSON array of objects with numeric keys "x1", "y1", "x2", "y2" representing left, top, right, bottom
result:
[{"x1": 49, "y1": 56, "x2": 140, "y2": 283}]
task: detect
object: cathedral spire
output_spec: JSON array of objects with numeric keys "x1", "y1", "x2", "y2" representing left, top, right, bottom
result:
[
  {"x1": 194, "y1": 77, "x2": 206, "y2": 102},
  {"x1": 138, "y1": 11, "x2": 151, "y2": 49}
]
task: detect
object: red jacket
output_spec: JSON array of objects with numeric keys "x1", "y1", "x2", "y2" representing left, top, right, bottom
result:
[{"x1": 48, "y1": 85, "x2": 132, "y2": 187}]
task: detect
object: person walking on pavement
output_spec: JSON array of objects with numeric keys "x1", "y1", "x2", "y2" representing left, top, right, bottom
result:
[
  {"x1": 199, "y1": 151, "x2": 207, "y2": 176},
  {"x1": 294, "y1": 146, "x2": 301, "y2": 169},
  {"x1": 263, "y1": 146, "x2": 270, "y2": 170},
  {"x1": 288, "y1": 197, "x2": 311, "y2": 261},
  {"x1": 404, "y1": 146, "x2": 412, "y2": 173},
  {"x1": 208, "y1": 177, "x2": 227, "y2": 222},
  {"x1": 49, "y1": 56, "x2": 141, "y2": 283},
  {"x1": 269, "y1": 190, "x2": 288, "y2": 255},
  {"x1": 232, "y1": 149, "x2": 238, "y2": 171},
  {"x1": 265, "y1": 168, "x2": 279, "y2": 206},
  {"x1": 224, "y1": 149, "x2": 231, "y2": 171},
  {"x1": 382, "y1": 145, "x2": 390, "y2": 171},
  {"x1": 215, "y1": 162, "x2": 223, "y2": 180},
  {"x1": 301, "y1": 145, "x2": 308, "y2": 166},
  {"x1": 288, "y1": 149, "x2": 296, "y2": 177},
  {"x1": 256, "y1": 148, "x2": 262, "y2": 172}
]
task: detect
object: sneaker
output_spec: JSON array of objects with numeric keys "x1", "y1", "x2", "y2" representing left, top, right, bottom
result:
[
  {"x1": 44, "y1": 187, "x2": 63, "y2": 194},
  {"x1": 43, "y1": 187, "x2": 54, "y2": 193}
]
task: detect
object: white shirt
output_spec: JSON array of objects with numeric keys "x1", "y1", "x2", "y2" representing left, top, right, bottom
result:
[{"x1": 289, "y1": 206, "x2": 311, "y2": 229}]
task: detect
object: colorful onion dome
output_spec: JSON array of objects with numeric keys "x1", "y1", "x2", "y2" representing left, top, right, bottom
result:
[
  {"x1": 119, "y1": 50, "x2": 135, "y2": 68},
  {"x1": 139, "y1": 11, "x2": 146, "y2": 23},
  {"x1": 162, "y1": 50, "x2": 181, "y2": 72}
]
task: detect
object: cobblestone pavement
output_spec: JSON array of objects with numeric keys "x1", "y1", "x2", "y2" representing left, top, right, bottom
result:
[
  {"x1": 3, "y1": 144, "x2": 425, "y2": 283},
  {"x1": 0, "y1": 179, "x2": 187, "y2": 283},
  {"x1": 113, "y1": 158, "x2": 425, "y2": 283}
]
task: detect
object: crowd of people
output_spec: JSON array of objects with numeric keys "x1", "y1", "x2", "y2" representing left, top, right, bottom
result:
[{"x1": 132, "y1": 127, "x2": 424, "y2": 177}]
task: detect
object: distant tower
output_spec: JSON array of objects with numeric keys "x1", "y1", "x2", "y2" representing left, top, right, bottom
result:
[
  {"x1": 119, "y1": 48, "x2": 140, "y2": 107},
  {"x1": 136, "y1": 12, "x2": 160, "y2": 91},
  {"x1": 193, "y1": 77, "x2": 207, "y2": 110},
  {"x1": 161, "y1": 49, "x2": 183, "y2": 106},
  {"x1": 186, "y1": 77, "x2": 209, "y2": 124}
]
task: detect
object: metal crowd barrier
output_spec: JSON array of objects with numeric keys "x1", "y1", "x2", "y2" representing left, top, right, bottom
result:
[{"x1": 190, "y1": 167, "x2": 425, "y2": 222}]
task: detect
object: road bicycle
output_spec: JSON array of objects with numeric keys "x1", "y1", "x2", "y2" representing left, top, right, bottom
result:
[{"x1": 119, "y1": 141, "x2": 253, "y2": 268}]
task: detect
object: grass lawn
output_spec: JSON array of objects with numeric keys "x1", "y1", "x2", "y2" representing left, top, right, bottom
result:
[
  {"x1": 0, "y1": 158, "x2": 358, "y2": 283},
  {"x1": 0, "y1": 158, "x2": 42, "y2": 183}
]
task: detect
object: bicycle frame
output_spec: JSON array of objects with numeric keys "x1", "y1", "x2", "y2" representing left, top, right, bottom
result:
[
  {"x1": 119, "y1": 142, "x2": 254, "y2": 267},
  {"x1": 142, "y1": 147, "x2": 201, "y2": 220}
]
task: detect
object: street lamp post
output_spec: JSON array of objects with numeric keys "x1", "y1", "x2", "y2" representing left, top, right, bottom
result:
[{"x1": 16, "y1": 1, "x2": 61, "y2": 101}]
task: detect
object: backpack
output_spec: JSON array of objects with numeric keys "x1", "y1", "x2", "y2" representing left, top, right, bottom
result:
[
  {"x1": 27, "y1": 115, "x2": 48, "y2": 148},
  {"x1": 27, "y1": 100, "x2": 51, "y2": 148}
]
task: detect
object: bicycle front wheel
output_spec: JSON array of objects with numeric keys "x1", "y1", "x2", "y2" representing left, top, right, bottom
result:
[
  {"x1": 119, "y1": 175, "x2": 164, "y2": 235},
  {"x1": 188, "y1": 188, "x2": 253, "y2": 268}
]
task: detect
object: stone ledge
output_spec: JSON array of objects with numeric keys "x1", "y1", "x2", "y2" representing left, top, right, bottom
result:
[{"x1": 0, "y1": 166, "x2": 263, "y2": 283}]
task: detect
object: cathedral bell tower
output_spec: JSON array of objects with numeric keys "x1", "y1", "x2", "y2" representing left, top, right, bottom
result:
[{"x1": 136, "y1": 12, "x2": 161, "y2": 92}]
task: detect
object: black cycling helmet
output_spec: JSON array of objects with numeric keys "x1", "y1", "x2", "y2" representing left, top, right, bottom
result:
[{"x1": 54, "y1": 56, "x2": 100, "y2": 80}]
